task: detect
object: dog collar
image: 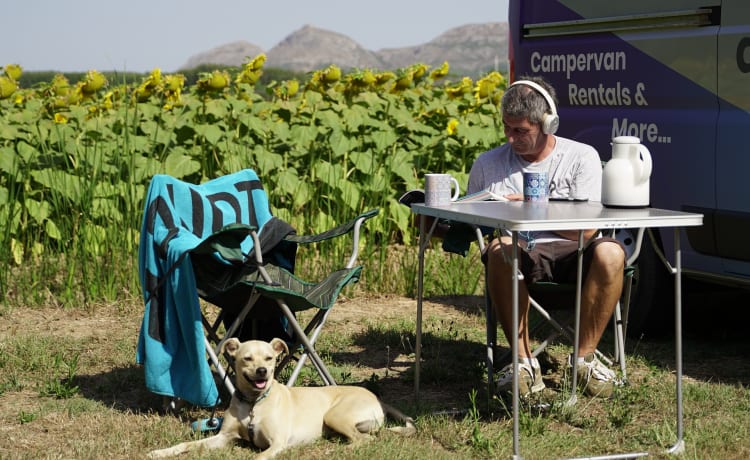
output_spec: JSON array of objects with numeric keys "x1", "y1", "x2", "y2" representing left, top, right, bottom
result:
[{"x1": 235, "y1": 381, "x2": 272, "y2": 406}]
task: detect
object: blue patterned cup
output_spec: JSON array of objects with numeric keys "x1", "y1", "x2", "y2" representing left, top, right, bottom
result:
[{"x1": 523, "y1": 171, "x2": 549, "y2": 203}]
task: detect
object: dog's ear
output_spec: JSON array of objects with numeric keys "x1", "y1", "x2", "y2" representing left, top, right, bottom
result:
[
  {"x1": 221, "y1": 338, "x2": 242, "y2": 358},
  {"x1": 269, "y1": 338, "x2": 289, "y2": 357}
]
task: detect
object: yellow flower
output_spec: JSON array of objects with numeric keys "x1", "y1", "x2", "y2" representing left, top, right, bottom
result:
[
  {"x1": 81, "y1": 70, "x2": 107, "y2": 94},
  {"x1": 236, "y1": 54, "x2": 265, "y2": 85},
  {"x1": 273, "y1": 79, "x2": 299, "y2": 100},
  {"x1": 134, "y1": 85, "x2": 152, "y2": 102},
  {"x1": 446, "y1": 118, "x2": 459, "y2": 135},
  {"x1": 197, "y1": 70, "x2": 230, "y2": 92},
  {"x1": 374, "y1": 71, "x2": 396, "y2": 86},
  {"x1": 102, "y1": 91, "x2": 114, "y2": 110},
  {"x1": 133, "y1": 69, "x2": 163, "y2": 102},
  {"x1": 430, "y1": 61, "x2": 450, "y2": 80},
  {"x1": 394, "y1": 67, "x2": 414, "y2": 91},
  {"x1": 0, "y1": 76, "x2": 17, "y2": 99},
  {"x1": 322, "y1": 65, "x2": 342, "y2": 83},
  {"x1": 248, "y1": 53, "x2": 266, "y2": 71},
  {"x1": 4, "y1": 64, "x2": 22, "y2": 81},
  {"x1": 474, "y1": 71, "x2": 504, "y2": 98},
  {"x1": 54, "y1": 113, "x2": 68, "y2": 124},
  {"x1": 148, "y1": 68, "x2": 162, "y2": 86},
  {"x1": 165, "y1": 74, "x2": 185, "y2": 92},
  {"x1": 446, "y1": 77, "x2": 473, "y2": 99},
  {"x1": 411, "y1": 63, "x2": 429, "y2": 80},
  {"x1": 285, "y1": 79, "x2": 299, "y2": 97},
  {"x1": 51, "y1": 74, "x2": 71, "y2": 96}
]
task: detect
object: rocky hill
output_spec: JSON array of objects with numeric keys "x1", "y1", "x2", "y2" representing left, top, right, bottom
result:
[{"x1": 181, "y1": 22, "x2": 508, "y2": 76}]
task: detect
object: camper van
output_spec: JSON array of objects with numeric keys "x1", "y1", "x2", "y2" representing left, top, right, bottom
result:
[{"x1": 508, "y1": 1, "x2": 750, "y2": 334}]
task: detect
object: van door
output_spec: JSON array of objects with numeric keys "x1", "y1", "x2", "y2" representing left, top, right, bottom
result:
[{"x1": 716, "y1": 1, "x2": 750, "y2": 275}]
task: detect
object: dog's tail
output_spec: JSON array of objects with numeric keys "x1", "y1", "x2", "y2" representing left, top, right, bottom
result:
[{"x1": 381, "y1": 402, "x2": 417, "y2": 436}]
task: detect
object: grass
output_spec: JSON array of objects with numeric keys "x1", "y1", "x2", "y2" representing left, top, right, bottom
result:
[{"x1": 1, "y1": 282, "x2": 749, "y2": 460}]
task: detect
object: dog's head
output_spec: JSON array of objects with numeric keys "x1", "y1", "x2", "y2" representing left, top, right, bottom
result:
[{"x1": 221, "y1": 338, "x2": 289, "y2": 396}]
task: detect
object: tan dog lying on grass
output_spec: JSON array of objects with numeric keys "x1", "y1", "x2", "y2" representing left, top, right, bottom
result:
[{"x1": 148, "y1": 337, "x2": 416, "y2": 459}]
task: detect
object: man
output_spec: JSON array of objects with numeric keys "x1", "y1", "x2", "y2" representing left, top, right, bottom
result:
[{"x1": 468, "y1": 76, "x2": 626, "y2": 397}]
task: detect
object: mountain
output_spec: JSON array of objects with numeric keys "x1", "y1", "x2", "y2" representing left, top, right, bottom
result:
[
  {"x1": 266, "y1": 25, "x2": 383, "y2": 71},
  {"x1": 181, "y1": 23, "x2": 508, "y2": 76},
  {"x1": 376, "y1": 23, "x2": 507, "y2": 76},
  {"x1": 182, "y1": 40, "x2": 264, "y2": 69}
]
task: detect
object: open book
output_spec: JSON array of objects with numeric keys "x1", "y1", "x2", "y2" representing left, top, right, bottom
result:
[
  {"x1": 456, "y1": 189, "x2": 508, "y2": 202},
  {"x1": 398, "y1": 188, "x2": 507, "y2": 208}
]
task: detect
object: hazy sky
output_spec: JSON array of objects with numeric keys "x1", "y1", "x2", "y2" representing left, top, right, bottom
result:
[{"x1": 3, "y1": 0, "x2": 509, "y2": 73}]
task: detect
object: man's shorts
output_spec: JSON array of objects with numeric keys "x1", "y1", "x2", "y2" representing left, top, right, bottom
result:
[{"x1": 485, "y1": 237, "x2": 625, "y2": 285}]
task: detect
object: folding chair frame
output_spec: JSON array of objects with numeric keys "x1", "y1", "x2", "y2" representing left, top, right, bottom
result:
[{"x1": 200, "y1": 209, "x2": 379, "y2": 396}]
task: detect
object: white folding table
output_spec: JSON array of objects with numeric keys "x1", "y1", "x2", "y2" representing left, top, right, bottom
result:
[{"x1": 411, "y1": 200, "x2": 703, "y2": 459}]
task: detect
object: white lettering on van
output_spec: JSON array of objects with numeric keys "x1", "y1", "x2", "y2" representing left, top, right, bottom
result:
[
  {"x1": 612, "y1": 118, "x2": 671, "y2": 144},
  {"x1": 530, "y1": 51, "x2": 627, "y2": 79},
  {"x1": 569, "y1": 82, "x2": 631, "y2": 106},
  {"x1": 568, "y1": 81, "x2": 650, "y2": 107},
  {"x1": 634, "y1": 82, "x2": 648, "y2": 106}
]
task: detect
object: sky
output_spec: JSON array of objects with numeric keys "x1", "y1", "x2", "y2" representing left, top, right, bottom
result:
[{"x1": 3, "y1": 0, "x2": 509, "y2": 73}]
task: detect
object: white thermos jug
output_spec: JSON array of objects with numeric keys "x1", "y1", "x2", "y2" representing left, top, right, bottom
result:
[{"x1": 602, "y1": 136, "x2": 653, "y2": 208}]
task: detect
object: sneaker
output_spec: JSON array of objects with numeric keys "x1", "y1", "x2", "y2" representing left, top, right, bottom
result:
[
  {"x1": 570, "y1": 352, "x2": 619, "y2": 398},
  {"x1": 495, "y1": 361, "x2": 545, "y2": 396}
]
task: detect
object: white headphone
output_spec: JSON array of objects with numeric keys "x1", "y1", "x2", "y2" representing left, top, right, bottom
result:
[{"x1": 510, "y1": 80, "x2": 559, "y2": 135}]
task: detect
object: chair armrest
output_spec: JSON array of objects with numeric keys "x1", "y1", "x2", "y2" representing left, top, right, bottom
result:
[
  {"x1": 284, "y1": 208, "x2": 379, "y2": 244},
  {"x1": 284, "y1": 208, "x2": 380, "y2": 269}
]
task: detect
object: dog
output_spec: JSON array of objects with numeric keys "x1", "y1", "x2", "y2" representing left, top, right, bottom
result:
[{"x1": 148, "y1": 337, "x2": 416, "y2": 459}]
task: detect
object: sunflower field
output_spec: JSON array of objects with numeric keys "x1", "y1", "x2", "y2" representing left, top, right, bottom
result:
[{"x1": 0, "y1": 57, "x2": 507, "y2": 306}]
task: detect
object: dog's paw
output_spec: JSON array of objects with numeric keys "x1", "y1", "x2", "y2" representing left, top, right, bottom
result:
[
  {"x1": 146, "y1": 448, "x2": 171, "y2": 459},
  {"x1": 388, "y1": 419, "x2": 417, "y2": 437}
]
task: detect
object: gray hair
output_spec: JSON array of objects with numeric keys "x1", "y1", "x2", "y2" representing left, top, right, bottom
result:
[{"x1": 501, "y1": 76, "x2": 558, "y2": 126}]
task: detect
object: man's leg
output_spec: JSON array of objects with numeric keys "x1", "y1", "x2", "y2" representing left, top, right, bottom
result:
[
  {"x1": 578, "y1": 240, "x2": 626, "y2": 357},
  {"x1": 486, "y1": 236, "x2": 546, "y2": 395},
  {"x1": 486, "y1": 237, "x2": 533, "y2": 358},
  {"x1": 571, "y1": 239, "x2": 626, "y2": 397}
]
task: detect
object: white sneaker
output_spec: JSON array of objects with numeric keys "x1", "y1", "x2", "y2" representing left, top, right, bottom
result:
[
  {"x1": 495, "y1": 361, "x2": 545, "y2": 396},
  {"x1": 570, "y1": 352, "x2": 620, "y2": 397}
]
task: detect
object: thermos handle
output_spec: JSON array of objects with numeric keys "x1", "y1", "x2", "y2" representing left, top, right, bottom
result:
[{"x1": 635, "y1": 145, "x2": 652, "y2": 184}]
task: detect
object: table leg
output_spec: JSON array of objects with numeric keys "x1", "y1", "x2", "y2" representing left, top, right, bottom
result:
[
  {"x1": 415, "y1": 215, "x2": 426, "y2": 399},
  {"x1": 668, "y1": 228, "x2": 686, "y2": 454},
  {"x1": 568, "y1": 230, "x2": 584, "y2": 406},
  {"x1": 415, "y1": 215, "x2": 439, "y2": 400},
  {"x1": 511, "y1": 231, "x2": 521, "y2": 458}
]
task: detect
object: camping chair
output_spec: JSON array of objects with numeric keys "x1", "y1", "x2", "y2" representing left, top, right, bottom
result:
[
  {"x1": 484, "y1": 227, "x2": 645, "y2": 391},
  {"x1": 136, "y1": 169, "x2": 379, "y2": 410},
  {"x1": 438, "y1": 220, "x2": 644, "y2": 395}
]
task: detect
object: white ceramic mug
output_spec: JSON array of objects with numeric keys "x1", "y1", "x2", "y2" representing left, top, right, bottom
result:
[{"x1": 424, "y1": 173, "x2": 460, "y2": 206}]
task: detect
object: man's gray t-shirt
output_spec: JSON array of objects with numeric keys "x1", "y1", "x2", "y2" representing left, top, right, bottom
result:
[{"x1": 467, "y1": 136, "x2": 602, "y2": 243}]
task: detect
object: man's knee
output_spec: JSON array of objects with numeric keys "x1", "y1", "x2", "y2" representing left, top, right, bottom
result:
[
  {"x1": 486, "y1": 239, "x2": 512, "y2": 269},
  {"x1": 591, "y1": 241, "x2": 626, "y2": 275}
]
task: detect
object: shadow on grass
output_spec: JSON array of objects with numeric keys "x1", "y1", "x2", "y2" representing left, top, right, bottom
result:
[
  {"x1": 73, "y1": 364, "x2": 165, "y2": 413},
  {"x1": 631, "y1": 281, "x2": 750, "y2": 386}
]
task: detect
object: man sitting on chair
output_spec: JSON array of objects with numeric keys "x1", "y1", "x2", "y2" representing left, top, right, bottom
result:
[{"x1": 470, "y1": 76, "x2": 625, "y2": 397}]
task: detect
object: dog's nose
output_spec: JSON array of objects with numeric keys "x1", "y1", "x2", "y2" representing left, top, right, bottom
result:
[{"x1": 256, "y1": 367, "x2": 267, "y2": 377}]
